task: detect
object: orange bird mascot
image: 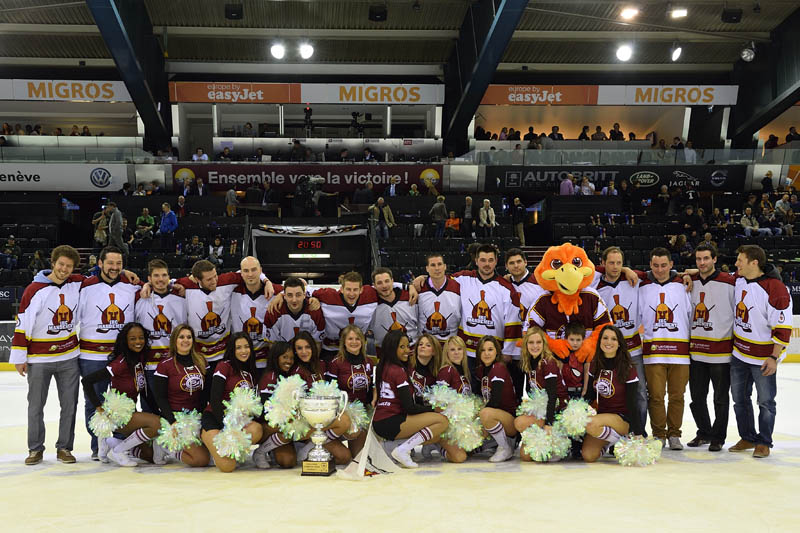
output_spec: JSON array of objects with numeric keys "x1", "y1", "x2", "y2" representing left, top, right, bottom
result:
[{"x1": 531, "y1": 243, "x2": 611, "y2": 364}]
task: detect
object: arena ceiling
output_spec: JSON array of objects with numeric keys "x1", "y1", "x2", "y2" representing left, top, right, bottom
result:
[{"x1": 0, "y1": 0, "x2": 798, "y2": 77}]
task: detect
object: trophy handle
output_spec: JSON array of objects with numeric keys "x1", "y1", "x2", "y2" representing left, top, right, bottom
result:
[{"x1": 337, "y1": 390, "x2": 348, "y2": 419}]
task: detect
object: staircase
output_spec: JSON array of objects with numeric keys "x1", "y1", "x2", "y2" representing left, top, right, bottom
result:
[{"x1": 523, "y1": 246, "x2": 548, "y2": 267}]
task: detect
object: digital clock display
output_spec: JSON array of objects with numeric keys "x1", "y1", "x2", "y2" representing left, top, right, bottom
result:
[{"x1": 296, "y1": 239, "x2": 324, "y2": 250}]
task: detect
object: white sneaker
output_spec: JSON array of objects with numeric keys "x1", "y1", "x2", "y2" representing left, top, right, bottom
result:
[
  {"x1": 391, "y1": 446, "x2": 419, "y2": 469},
  {"x1": 297, "y1": 441, "x2": 315, "y2": 462},
  {"x1": 108, "y1": 449, "x2": 137, "y2": 467},
  {"x1": 152, "y1": 441, "x2": 169, "y2": 465},
  {"x1": 252, "y1": 443, "x2": 271, "y2": 469},
  {"x1": 98, "y1": 438, "x2": 111, "y2": 464},
  {"x1": 668, "y1": 437, "x2": 684, "y2": 450},
  {"x1": 488, "y1": 445, "x2": 514, "y2": 463}
]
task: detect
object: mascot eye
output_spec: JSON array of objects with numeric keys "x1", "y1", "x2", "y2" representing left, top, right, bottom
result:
[
  {"x1": 550, "y1": 259, "x2": 563, "y2": 270},
  {"x1": 572, "y1": 257, "x2": 583, "y2": 267}
]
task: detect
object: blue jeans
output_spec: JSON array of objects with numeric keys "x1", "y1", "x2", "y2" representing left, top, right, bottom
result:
[
  {"x1": 631, "y1": 356, "x2": 649, "y2": 436},
  {"x1": 377, "y1": 221, "x2": 389, "y2": 240},
  {"x1": 730, "y1": 356, "x2": 777, "y2": 447},
  {"x1": 79, "y1": 358, "x2": 110, "y2": 455},
  {"x1": 434, "y1": 220, "x2": 445, "y2": 239}
]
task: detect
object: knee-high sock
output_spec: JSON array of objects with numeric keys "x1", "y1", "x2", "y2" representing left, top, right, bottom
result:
[
  {"x1": 597, "y1": 426, "x2": 622, "y2": 445},
  {"x1": 113, "y1": 429, "x2": 150, "y2": 454},
  {"x1": 488, "y1": 422, "x2": 510, "y2": 450},
  {"x1": 396, "y1": 427, "x2": 433, "y2": 454},
  {"x1": 257, "y1": 432, "x2": 289, "y2": 453},
  {"x1": 324, "y1": 428, "x2": 342, "y2": 442}
]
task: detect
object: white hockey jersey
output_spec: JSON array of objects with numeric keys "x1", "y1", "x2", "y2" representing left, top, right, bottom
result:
[
  {"x1": 593, "y1": 270, "x2": 644, "y2": 358},
  {"x1": 417, "y1": 276, "x2": 462, "y2": 342},
  {"x1": 689, "y1": 271, "x2": 736, "y2": 364},
  {"x1": 371, "y1": 288, "x2": 420, "y2": 349},
  {"x1": 78, "y1": 275, "x2": 140, "y2": 361},
  {"x1": 732, "y1": 269, "x2": 791, "y2": 365},
  {"x1": 312, "y1": 286, "x2": 378, "y2": 352},
  {"x1": 134, "y1": 290, "x2": 187, "y2": 370},
  {"x1": 637, "y1": 274, "x2": 692, "y2": 365},
  {"x1": 230, "y1": 282, "x2": 281, "y2": 368},
  {"x1": 264, "y1": 298, "x2": 326, "y2": 343}
]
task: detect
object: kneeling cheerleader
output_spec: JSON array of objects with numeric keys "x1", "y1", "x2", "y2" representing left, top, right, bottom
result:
[{"x1": 475, "y1": 335, "x2": 519, "y2": 463}]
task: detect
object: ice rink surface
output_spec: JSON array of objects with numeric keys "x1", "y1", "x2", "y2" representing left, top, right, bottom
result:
[{"x1": 1, "y1": 366, "x2": 799, "y2": 533}]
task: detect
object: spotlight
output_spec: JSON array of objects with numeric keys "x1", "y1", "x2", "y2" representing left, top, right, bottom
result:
[
  {"x1": 620, "y1": 7, "x2": 639, "y2": 20},
  {"x1": 671, "y1": 43, "x2": 682, "y2": 61},
  {"x1": 270, "y1": 43, "x2": 285, "y2": 59},
  {"x1": 740, "y1": 42, "x2": 756, "y2": 62},
  {"x1": 670, "y1": 7, "x2": 688, "y2": 18},
  {"x1": 616, "y1": 44, "x2": 633, "y2": 61},
  {"x1": 298, "y1": 43, "x2": 314, "y2": 59}
]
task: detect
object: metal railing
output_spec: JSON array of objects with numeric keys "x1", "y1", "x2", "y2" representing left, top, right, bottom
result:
[{"x1": 0, "y1": 146, "x2": 155, "y2": 162}]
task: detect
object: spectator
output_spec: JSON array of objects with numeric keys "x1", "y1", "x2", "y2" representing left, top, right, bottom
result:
[
  {"x1": 743, "y1": 194, "x2": 761, "y2": 218},
  {"x1": 251, "y1": 147, "x2": 265, "y2": 161},
  {"x1": 761, "y1": 171, "x2": 774, "y2": 195},
  {"x1": 338, "y1": 148, "x2": 351, "y2": 161},
  {"x1": 363, "y1": 147, "x2": 377, "y2": 161},
  {"x1": 759, "y1": 192, "x2": 774, "y2": 214},
  {"x1": 289, "y1": 140, "x2": 304, "y2": 161},
  {"x1": 408, "y1": 184, "x2": 420, "y2": 197},
  {"x1": 679, "y1": 205, "x2": 703, "y2": 240},
  {"x1": 216, "y1": 147, "x2": 233, "y2": 161},
  {"x1": 207, "y1": 236, "x2": 225, "y2": 268},
  {"x1": 106, "y1": 202, "x2": 128, "y2": 255},
  {"x1": 429, "y1": 195, "x2": 448, "y2": 239},
  {"x1": 601, "y1": 181, "x2": 618, "y2": 196},
  {"x1": 175, "y1": 195, "x2": 187, "y2": 218},
  {"x1": 668, "y1": 234, "x2": 692, "y2": 263},
  {"x1": 86, "y1": 254, "x2": 100, "y2": 277},
  {"x1": 578, "y1": 125, "x2": 590, "y2": 141},
  {"x1": 32, "y1": 124, "x2": 42, "y2": 135},
  {"x1": 122, "y1": 219, "x2": 134, "y2": 249},
  {"x1": 445, "y1": 210, "x2": 461, "y2": 238},
  {"x1": 510, "y1": 128, "x2": 521, "y2": 141},
  {"x1": 245, "y1": 183, "x2": 262, "y2": 205},
  {"x1": 192, "y1": 148, "x2": 209, "y2": 161},
  {"x1": 459, "y1": 196, "x2": 478, "y2": 238},
  {"x1": 261, "y1": 182, "x2": 276, "y2": 206},
  {"x1": 786, "y1": 126, "x2": 800, "y2": 143},
  {"x1": 783, "y1": 208, "x2": 796, "y2": 236},
  {"x1": 386, "y1": 176, "x2": 402, "y2": 197},
  {"x1": 81, "y1": 125, "x2": 91, "y2": 136},
  {"x1": 791, "y1": 194, "x2": 800, "y2": 212},
  {"x1": 618, "y1": 179, "x2": 632, "y2": 212},
  {"x1": 758, "y1": 210, "x2": 782, "y2": 236},
  {"x1": 0, "y1": 136, "x2": 5, "y2": 147},
  {"x1": 156, "y1": 202, "x2": 178, "y2": 250},
  {"x1": 579, "y1": 176, "x2": 595, "y2": 196},
  {"x1": 69, "y1": 125, "x2": 79, "y2": 136},
  {"x1": 609, "y1": 123, "x2": 624, "y2": 141},
  {"x1": 138, "y1": 206, "x2": 156, "y2": 228},
  {"x1": 368, "y1": 197, "x2": 395, "y2": 240},
  {"x1": 709, "y1": 207, "x2": 727, "y2": 232},
  {"x1": 118, "y1": 182, "x2": 132, "y2": 196},
  {"x1": 132, "y1": 183, "x2": 146, "y2": 196},
  {"x1": 628, "y1": 132, "x2": 636, "y2": 140},
  {"x1": 92, "y1": 206, "x2": 109, "y2": 247},
  {"x1": 698, "y1": 232, "x2": 716, "y2": 249},
  {"x1": 652, "y1": 184, "x2": 670, "y2": 214},
  {"x1": 559, "y1": 173, "x2": 575, "y2": 195},
  {"x1": 242, "y1": 122, "x2": 254, "y2": 137},
  {"x1": 499, "y1": 127, "x2": 508, "y2": 140},
  {"x1": 511, "y1": 197, "x2": 526, "y2": 246},
  {"x1": 181, "y1": 179, "x2": 193, "y2": 197},
  {"x1": 478, "y1": 198, "x2": 497, "y2": 238},
  {"x1": 683, "y1": 141, "x2": 697, "y2": 164},
  {"x1": 740, "y1": 207, "x2": 770, "y2": 237},
  {"x1": 548, "y1": 126, "x2": 563, "y2": 140},
  {"x1": 353, "y1": 182, "x2": 375, "y2": 204},
  {"x1": 184, "y1": 235, "x2": 205, "y2": 264},
  {"x1": 1, "y1": 122, "x2": 11, "y2": 134},
  {"x1": 194, "y1": 178, "x2": 207, "y2": 197},
  {"x1": 225, "y1": 187, "x2": 239, "y2": 217},
  {"x1": 591, "y1": 126, "x2": 607, "y2": 140},
  {"x1": 764, "y1": 134, "x2": 779, "y2": 149},
  {"x1": 670, "y1": 137, "x2": 684, "y2": 150},
  {"x1": 0, "y1": 235, "x2": 21, "y2": 269},
  {"x1": 28, "y1": 249, "x2": 49, "y2": 272},
  {"x1": 523, "y1": 127, "x2": 536, "y2": 142},
  {"x1": 775, "y1": 193, "x2": 791, "y2": 218}
]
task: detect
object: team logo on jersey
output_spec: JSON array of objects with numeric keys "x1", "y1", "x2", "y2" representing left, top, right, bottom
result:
[
  {"x1": 649, "y1": 293, "x2": 679, "y2": 332},
  {"x1": 410, "y1": 370, "x2": 425, "y2": 398},
  {"x1": 384, "y1": 311, "x2": 407, "y2": 334},
  {"x1": 235, "y1": 371, "x2": 254, "y2": 391},
  {"x1": 518, "y1": 302, "x2": 527, "y2": 324},
  {"x1": 779, "y1": 311, "x2": 786, "y2": 323},
  {"x1": 425, "y1": 301, "x2": 451, "y2": 335},
  {"x1": 196, "y1": 301, "x2": 226, "y2": 339},
  {"x1": 609, "y1": 294, "x2": 635, "y2": 330},
  {"x1": 466, "y1": 290, "x2": 496, "y2": 328},
  {"x1": 47, "y1": 293, "x2": 76, "y2": 334},
  {"x1": 348, "y1": 365, "x2": 370, "y2": 392},
  {"x1": 692, "y1": 292, "x2": 716, "y2": 331},
  {"x1": 134, "y1": 363, "x2": 146, "y2": 393},
  {"x1": 480, "y1": 375, "x2": 491, "y2": 403},
  {"x1": 734, "y1": 290, "x2": 754, "y2": 332},
  {"x1": 242, "y1": 307, "x2": 264, "y2": 341},
  {"x1": 148, "y1": 304, "x2": 173, "y2": 340},
  {"x1": 459, "y1": 377, "x2": 472, "y2": 395},
  {"x1": 527, "y1": 370, "x2": 542, "y2": 392},
  {"x1": 180, "y1": 370, "x2": 204, "y2": 393},
  {"x1": 595, "y1": 370, "x2": 615, "y2": 398},
  {"x1": 96, "y1": 293, "x2": 128, "y2": 333}
]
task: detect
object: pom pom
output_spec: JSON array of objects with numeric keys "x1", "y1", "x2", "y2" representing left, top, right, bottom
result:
[
  {"x1": 442, "y1": 416, "x2": 484, "y2": 452},
  {"x1": 423, "y1": 384, "x2": 461, "y2": 410},
  {"x1": 555, "y1": 398, "x2": 594, "y2": 438},
  {"x1": 309, "y1": 380, "x2": 341, "y2": 398},
  {"x1": 345, "y1": 400, "x2": 370, "y2": 432},
  {"x1": 101, "y1": 389, "x2": 136, "y2": 427},
  {"x1": 88, "y1": 410, "x2": 115, "y2": 439},
  {"x1": 521, "y1": 424, "x2": 572, "y2": 462},
  {"x1": 614, "y1": 435, "x2": 663, "y2": 467},
  {"x1": 224, "y1": 387, "x2": 263, "y2": 420},
  {"x1": 281, "y1": 417, "x2": 311, "y2": 441},
  {"x1": 156, "y1": 410, "x2": 202, "y2": 453},
  {"x1": 548, "y1": 426, "x2": 572, "y2": 461},
  {"x1": 423, "y1": 386, "x2": 483, "y2": 452},
  {"x1": 213, "y1": 427, "x2": 252, "y2": 463},
  {"x1": 264, "y1": 374, "x2": 307, "y2": 428},
  {"x1": 516, "y1": 388, "x2": 548, "y2": 420}
]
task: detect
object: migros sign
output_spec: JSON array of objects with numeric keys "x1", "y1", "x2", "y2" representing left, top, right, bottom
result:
[
  {"x1": 338, "y1": 84, "x2": 422, "y2": 104},
  {"x1": 5, "y1": 79, "x2": 132, "y2": 102},
  {"x1": 633, "y1": 86, "x2": 717, "y2": 105}
]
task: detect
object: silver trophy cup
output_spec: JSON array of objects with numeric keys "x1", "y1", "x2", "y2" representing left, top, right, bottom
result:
[{"x1": 295, "y1": 390, "x2": 348, "y2": 475}]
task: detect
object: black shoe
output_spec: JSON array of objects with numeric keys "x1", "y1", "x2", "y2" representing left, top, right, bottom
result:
[
  {"x1": 686, "y1": 436, "x2": 710, "y2": 448},
  {"x1": 709, "y1": 442, "x2": 723, "y2": 452}
]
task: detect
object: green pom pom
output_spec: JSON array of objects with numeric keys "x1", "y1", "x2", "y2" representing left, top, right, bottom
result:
[
  {"x1": 614, "y1": 435, "x2": 662, "y2": 467},
  {"x1": 213, "y1": 427, "x2": 252, "y2": 462},
  {"x1": 309, "y1": 380, "x2": 341, "y2": 398},
  {"x1": 88, "y1": 410, "x2": 115, "y2": 439},
  {"x1": 423, "y1": 386, "x2": 483, "y2": 452},
  {"x1": 156, "y1": 410, "x2": 202, "y2": 453},
  {"x1": 516, "y1": 388, "x2": 548, "y2": 419},
  {"x1": 224, "y1": 387, "x2": 263, "y2": 421},
  {"x1": 345, "y1": 400, "x2": 370, "y2": 432},
  {"x1": 555, "y1": 398, "x2": 593, "y2": 438},
  {"x1": 280, "y1": 417, "x2": 311, "y2": 441},
  {"x1": 264, "y1": 375, "x2": 306, "y2": 428},
  {"x1": 101, "y1": 389, "x2": 136, "y2": 427}
]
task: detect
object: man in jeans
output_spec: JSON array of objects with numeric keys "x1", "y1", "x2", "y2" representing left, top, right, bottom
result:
[
  {"x1": 10, "y1": 245, "x2": 83, "y2": 465},
  {"x1": 729, "y1": 245, "x2": 791, "y2": 458},
  {"x1": 511, "y1": 197, "x2": 526, "y2": 246}
]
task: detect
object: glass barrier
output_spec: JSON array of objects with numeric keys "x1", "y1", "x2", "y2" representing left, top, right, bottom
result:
[
  {"x1": 0, "y1": 146, "x2": 155, "y2": 162},
  {"x1": 477, "y1": 148, "x2": 800, "y2": 166}
]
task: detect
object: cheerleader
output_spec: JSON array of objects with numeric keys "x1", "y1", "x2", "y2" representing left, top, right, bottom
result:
[
  {"x1": 252, "y1": 342, "x2": 298, "y2": 469},
  {"x1": 152, "y1": 325, "x2": 210, "y2": 467},
  {"x1": 324, "y1": 325, "x2": 374, "y2": 457},
  {"x1": 81, "y1": 322, "x2": 163, "y2": 467},
  {"x1": 373, "y1": 330, "x2": 449, "y2": 468},
  {"x1": 409, "y1": 334, "x2": 442, "y2": 401},
  {"x1": 476, "y1": 335, "x2": 519, "y2": 463},
  {"x1": 436, "y1": 336, "x2": 472, "y2": 394},
  {"x1": 582, "y1": 325, "x2": 644, "y2": 463},
  {"x1": 291, "y1": 331, "x2": 352, "y2": 465},
  {"x1": 200, "y1": 332, "x2": 263, "y2": 473},
  {"x1": 513, "y1": 327, "x2": 569, "y2": 462}
]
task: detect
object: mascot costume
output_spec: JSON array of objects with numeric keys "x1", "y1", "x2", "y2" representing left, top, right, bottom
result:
[{"x1": 527, "y1": 243, "x2": 611, "y2": 363}]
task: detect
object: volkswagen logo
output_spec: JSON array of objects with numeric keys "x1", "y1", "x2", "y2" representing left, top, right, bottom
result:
[{"x1": 90, "y1": 167, "x2": 113, "y2": 188}]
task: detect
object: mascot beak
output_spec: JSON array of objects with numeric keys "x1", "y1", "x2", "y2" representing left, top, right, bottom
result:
[{"x1": 541, "y1": 264, "x2": 593, "y2": 295}]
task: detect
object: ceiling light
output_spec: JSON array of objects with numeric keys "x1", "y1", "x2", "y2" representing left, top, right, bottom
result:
[
  {"x1": 620, "y1": 7, "x2": 639, "y2": 20},
  {"x1": 740, "y1": 41, "x2": 756, "y2": 62},
  {"x1": 298, "y1": 43, "x2": 314, "y2": 59},
  {"x1": 670, "y1": 8, "x2": 688, "y2": 18},
  {"x1": 270, "y1": 43, "x2": 285, "y2": 59},
  {"x1": 671, "y1": 43, "x2": 682, "y2": 61},
  {"x1": 616, "y1": 44, "x2": 633, "y2": 61}
]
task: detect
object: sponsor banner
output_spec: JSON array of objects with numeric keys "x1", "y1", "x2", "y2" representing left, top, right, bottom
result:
[
  {"x1": 492, "y1": 165, "x2": 746, "y2": 192},
  {"x1": 480, "y1": 85, "x2": 599, "y2": 105},
  {"x1": 172, "y1": 164, "x2": 442, "y2": 193},
  {"x1": 2, "y1": 79, "x2": 131, "y2": 102},
  {"x1": 168, "y1": 82, "x2": 300, "y2": 103},
  {"x1": 0, "y1": 163, "x2": 126, "y2": 191},
  {"x1": 0, "y1": 321, "x2": 13, "y2": 363},
  {"x1": 253, "y1": 226, "x2": 367, "y2": 237},
  {"x1": 300, "y1": 84, "x2": 443, "y2": 105},
  {"x1": 597, "y1": 85, "x2": 738, "y2": 106}
]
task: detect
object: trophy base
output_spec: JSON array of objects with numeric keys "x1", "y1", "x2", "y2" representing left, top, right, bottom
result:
[{"x1": 301, "y1": 459, "x2": 336, "y2": 476}]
